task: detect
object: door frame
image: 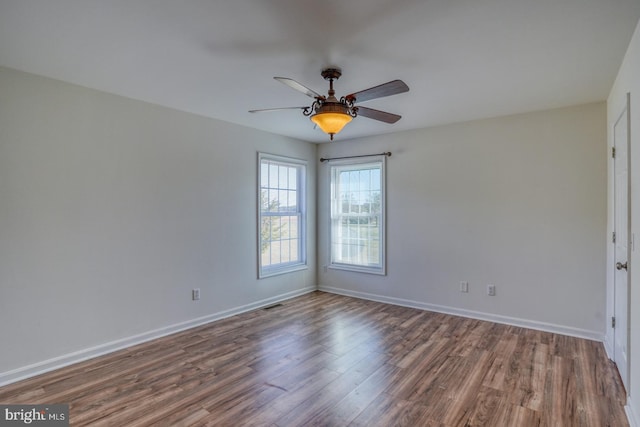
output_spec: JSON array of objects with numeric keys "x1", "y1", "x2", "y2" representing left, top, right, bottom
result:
[{"x1": 612, "y1": 92, "x2": 631, "y2": 394}]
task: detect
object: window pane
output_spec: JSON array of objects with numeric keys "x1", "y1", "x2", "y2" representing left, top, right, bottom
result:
[
  {"x1": 288, "y1": 167, "x2": 297, "y2": 190},
  {"x1": 260, "y1": 189, "x2": 268, "y2": 211},
  {"x1": 289, "y1": 238, "x2": 299, "y2": 262},
  {"x1": 289, "y1": 215, "x2": 299, "y2": 237},
  {"x1": 278, "y1": 189, "x2": 288, "y2": 210},
  {"x1": 371, "y1": 192, "x2": 381, "y2": 214},
  {"x1": 278, "y1": 165, "x2": 288, "y2": 189},
  {"x1": 288, "y1": 190, "x2": 297, "y2": 211},
  {"x1": 371, "y1": 168, "x2": 380, "y2": 191},
  {"x1": 261, "y1": 163, "x2": 269, "y2": 189},
  {"x1": 270, "y1": 240, "x2": 282, "y2": 265},
  {"x1": 269, "y1": 163, "x2": 278, "y2": 189},
  {"x1": 340, "y1": 171, "x2": 349, "y2": 190},
  {"x1": 260, "y1": 217, "x2": 271, "y2": 251},
  {"x1": 279, "y1": 216, "x2": 289, "y2": 238},
  {"x1": 268, "y1": 189, "x2": 278, "y2": 212},
  {"x1": 348, "y1": 171, "x2": 357, "y2": 192}
]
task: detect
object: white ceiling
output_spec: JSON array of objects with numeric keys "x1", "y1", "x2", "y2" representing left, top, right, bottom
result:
[{"x1": 1, "y1": 0, "x2": 639, "y2": 143}]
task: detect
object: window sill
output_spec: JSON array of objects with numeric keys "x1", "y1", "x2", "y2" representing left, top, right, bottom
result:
[
  {"x1": 328, "y1": 263, "x2": 386, "y2": 276},
  {"x1": 259, "y1": 264, "x2": 308, "y2": 279}
]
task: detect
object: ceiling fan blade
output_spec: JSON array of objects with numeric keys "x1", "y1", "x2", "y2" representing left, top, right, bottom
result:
[
  {"x1": 356, "y1": 106, "x2": 401, "y2": 124},
  {"x1": 346, "y1": 80, "x2": 409, "y2": 103},
  {"x1": 249, "y1": 106, "x2": 308, "y2": 113},
  {"x1": 274, "y1": 77, "x2": 323, "y2": 99}
]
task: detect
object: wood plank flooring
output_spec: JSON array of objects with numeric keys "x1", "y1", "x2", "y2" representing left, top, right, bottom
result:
[{"x1": 0, "y1": 291, "x2": 628, "y2": 426}]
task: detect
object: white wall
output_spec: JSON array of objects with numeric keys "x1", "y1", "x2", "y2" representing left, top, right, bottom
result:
[
  {"x1": 608, "y1": 18, "x2": 640, "y2": 427},
  {"x1": 0, "y1": 67, "x2": 316, "y2": 383},
  {"x1": 318, "y1": 103, "x2": 607, "y2": 338}
]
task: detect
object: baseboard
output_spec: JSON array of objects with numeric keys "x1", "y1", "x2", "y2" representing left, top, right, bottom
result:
[
  {"x1": 607, "y1": 338, "x2": 633, "y2": 427},
  {"x1": 0, "y1": 286, "x2": 316, "y2": 387},
  {"x1": 319, "y1": 286, "x2": 603, "y2": 342},
  {"x1": 627, "y1": 400, "x2": 639, "y2": 427},
  {"x1": 604, "y1": 333, "x2": 615, "y2": 360}
]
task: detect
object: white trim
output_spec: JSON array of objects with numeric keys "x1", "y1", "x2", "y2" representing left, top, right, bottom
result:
[
  {"x1": 627, "y1": 399, "x2": 639, "y2": 427},
  {"x1": 611, "y1": 92, "x2": 632, "y2": 392},
  {"x1": 257, "y1": 152, "x2": 308, "y2": 279},
  {"x1": 328, "y1": 263, "x2": 386, "y2": 276},
  {"x1": 329, "y1": 156, "x2": 386, "y2": 275},
  {"x1": 259, "y1": 264, "x2": 308, "y2": 279},
  {"x1": 0, "y1": 286, "x2": 316, "y2": 387},
  {"x1": 319, "y1": 286, "x2": 603, "y2": 341},
  {"x1": 604, "y1": 333, "x2": 615, "y2": 360}
]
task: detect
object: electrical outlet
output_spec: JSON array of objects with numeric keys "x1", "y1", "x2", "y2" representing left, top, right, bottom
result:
[
  {"x1": 487, "y1": 284, "x2": 496, "y2": 296},
  {"x1": 459, "y1": 281, "x2": 468, "y2": 293},
  {"x1": 192, "y1": 288, "x2": 201, "y2": 301}
]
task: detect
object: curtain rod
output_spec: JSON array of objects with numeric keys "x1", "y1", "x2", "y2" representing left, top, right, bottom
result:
[{"x1": 319, "y1": 152, "x2": 391, "y2": 162}]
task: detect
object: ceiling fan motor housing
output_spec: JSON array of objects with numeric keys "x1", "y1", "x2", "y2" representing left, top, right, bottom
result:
[{"x1": 321, "y1": 68, "x2": 342, "y2": 81}]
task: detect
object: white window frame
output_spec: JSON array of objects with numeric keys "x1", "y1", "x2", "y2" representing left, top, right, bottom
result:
[
  {"x1": 258, "y1": 153, "x2": 307, "y2": 278},
  {"x1": 329, "y1": 156, "x2": 386, "y2": 275}
]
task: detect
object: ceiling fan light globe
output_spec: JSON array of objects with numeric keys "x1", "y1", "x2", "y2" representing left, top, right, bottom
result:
[{"x1": 310, "y1": 112, "x2": 352, "y2": 135}]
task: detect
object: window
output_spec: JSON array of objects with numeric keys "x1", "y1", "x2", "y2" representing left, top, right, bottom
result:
[
  {"x1": 330, "y1": 157, "x2": 386, "y2": 274},
  {"x1": 258, "y1": 153, "x2": 307, "y2": 278}
]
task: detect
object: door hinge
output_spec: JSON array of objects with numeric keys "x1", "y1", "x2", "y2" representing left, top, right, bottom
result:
[
  {"x1": 613, "y1": 232, "x2": 616, "y2": 243},
  {"x1": 612, "y1": 317, "x2": 616, "y2": 328},
  {"x1": 612, "y1": 147, "x2": 616, "y2": 158}
]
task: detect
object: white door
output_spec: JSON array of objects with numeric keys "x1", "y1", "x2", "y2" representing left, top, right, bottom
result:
[{"x1": 613, "y1": 93, "x2": 630, "y2": 393}]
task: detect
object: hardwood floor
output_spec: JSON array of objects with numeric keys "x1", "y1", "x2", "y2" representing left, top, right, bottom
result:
[{"x1": 0, "y1": 291, "x2": 628, "y2": 426}]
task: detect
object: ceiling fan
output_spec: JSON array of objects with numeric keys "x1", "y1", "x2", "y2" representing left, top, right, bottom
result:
[{"x1": 249, "y1": 67, "x2": 409, "y2": 141}]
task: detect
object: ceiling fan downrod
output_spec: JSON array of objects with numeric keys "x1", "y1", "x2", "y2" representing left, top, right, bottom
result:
[{"x1": 308, "y1": 68, "x2": 357, "y2": 140}]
